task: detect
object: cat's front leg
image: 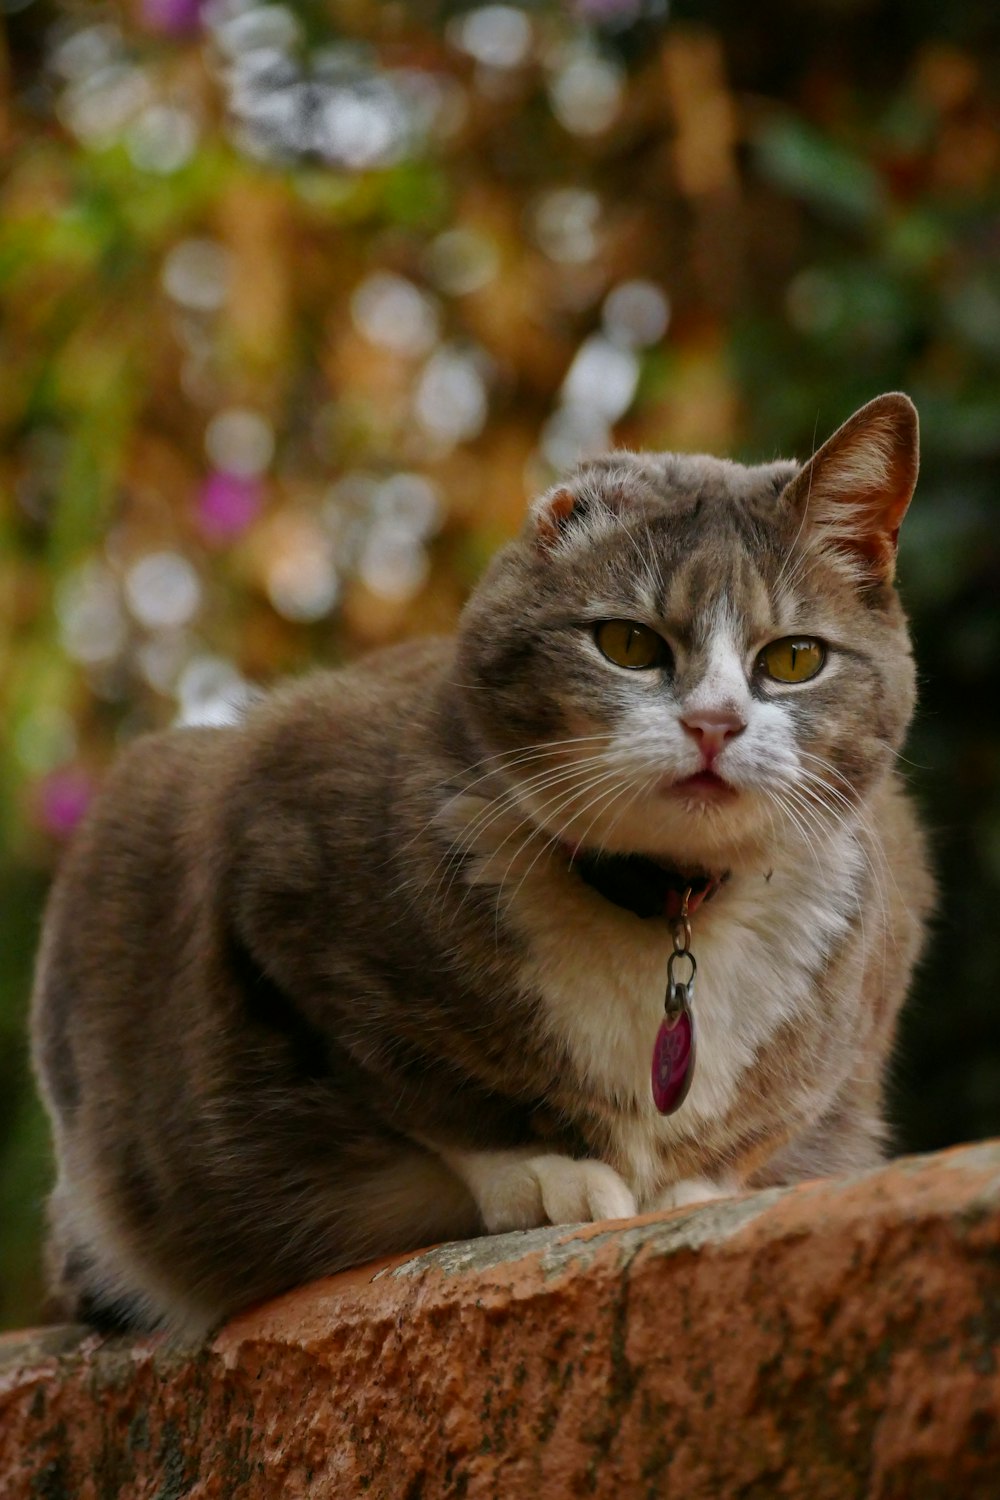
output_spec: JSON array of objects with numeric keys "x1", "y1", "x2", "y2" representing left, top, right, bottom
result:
[{"x1": 440, "y1": 1147, "x2": 637, "y2": 1233}]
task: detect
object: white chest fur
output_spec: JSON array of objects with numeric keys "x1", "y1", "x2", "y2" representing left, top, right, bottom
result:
[{"x1": 497, "y1": 835, "x2": 864, "y2": 1206}]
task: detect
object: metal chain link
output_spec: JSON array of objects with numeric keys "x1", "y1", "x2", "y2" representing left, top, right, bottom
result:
[
  {"x1": 671, "y1": 885, "x2": 693, "y2": 959},
  {"x1": 664, "y1": 885, "x2": 697, "y2": 1021}
]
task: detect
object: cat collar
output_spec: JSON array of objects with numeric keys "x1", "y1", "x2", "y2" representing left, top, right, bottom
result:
[
  {"x1": 566, "y1": 850, "x2": 728, "y2": 1116},
  {"x1": 569, "y1": 849, "x2": 726, "y2": 922}
]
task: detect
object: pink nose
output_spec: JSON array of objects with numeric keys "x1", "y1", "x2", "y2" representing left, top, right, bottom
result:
[{"x1": 681, "y1": 707, "x2": 746, "y2": 763}]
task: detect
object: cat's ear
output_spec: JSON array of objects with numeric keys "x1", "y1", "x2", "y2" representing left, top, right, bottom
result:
[
  {"x1": 531, "y1": 487, "x2": 580, "y2": 551},
  {"x1": 782, "y1": 393, "x2": 919, "y2": 581},
  {"x1": 529, "y1": 483, "x2": 631, "y2": 553}
]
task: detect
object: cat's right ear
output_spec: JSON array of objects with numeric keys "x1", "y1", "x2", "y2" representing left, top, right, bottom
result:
[{"x1": 530, "y1": 487, "x2": 584, "y2": 553}]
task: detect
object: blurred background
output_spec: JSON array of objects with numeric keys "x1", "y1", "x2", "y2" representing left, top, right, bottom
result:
[{"x1": 2, "y1": 0, "x2": 999, "y2": 1330}]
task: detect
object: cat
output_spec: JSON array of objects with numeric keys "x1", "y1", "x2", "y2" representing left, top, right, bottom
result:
[{"x1": 31, "y1": 392, "x2": 932, "y2": 1336}]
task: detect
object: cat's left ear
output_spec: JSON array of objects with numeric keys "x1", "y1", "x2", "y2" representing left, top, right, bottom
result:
[{"x1": 782, "y1": 393, "x2": 919, "y2": 581}]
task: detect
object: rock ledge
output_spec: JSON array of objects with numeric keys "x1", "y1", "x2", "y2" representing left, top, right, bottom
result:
[{"x1": 2, "y1": 1142, "x2": 999, "y2": 1498}]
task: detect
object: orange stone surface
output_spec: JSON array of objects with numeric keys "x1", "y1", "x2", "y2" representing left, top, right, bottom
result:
[{"x1": 2, "y1": 1142, "x2": 999, "y2": 1498}]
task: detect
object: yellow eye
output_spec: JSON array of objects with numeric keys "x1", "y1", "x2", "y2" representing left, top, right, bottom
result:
[
  {"x1": 595, "y1": 620, "x2": 669, "y2": 670},
  {"x1": 758, "y1": 637, "x2": 826, "y2": 683}
]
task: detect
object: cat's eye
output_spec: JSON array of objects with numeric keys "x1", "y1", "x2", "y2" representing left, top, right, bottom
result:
[
  {"x1": 758, "y1": 637, "x2": 826, "y2": 684},
  {"x1": 594, "y1": 620, "x2": 670, "y2": 670}
]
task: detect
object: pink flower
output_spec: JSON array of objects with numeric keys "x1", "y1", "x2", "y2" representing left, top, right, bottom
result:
[
  {"x1": 39, "y1": 768, "x2": 94, "y2": 840},
  {"x1": 141, "y1": 0, "x2": 204, "y2": 36},
  {"x1": 196, "y1": 472, "x2": 263, "y2": 545}
]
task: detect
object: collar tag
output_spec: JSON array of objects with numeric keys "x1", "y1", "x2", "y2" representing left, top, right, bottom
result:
[{"x1": 652, "y1": 883, "x2": 698, "y2": 1114}]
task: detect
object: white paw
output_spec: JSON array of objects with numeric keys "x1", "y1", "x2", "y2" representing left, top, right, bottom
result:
[
  {"x1": 649, "y1": 1176, "x2": 735, "y2": 1214},
  {"x1": 473, "y1": 1154, "x2": 637, "y2": 1234}
]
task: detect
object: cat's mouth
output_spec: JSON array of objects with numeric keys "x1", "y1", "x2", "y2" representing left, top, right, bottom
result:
[{"x1": 667, "y1": 769, "x2": 739, "y2": 802}]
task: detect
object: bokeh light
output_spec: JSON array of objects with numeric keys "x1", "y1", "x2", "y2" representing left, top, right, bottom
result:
[
  {"x1": 449, "y1": 6, "x2": 534, "y2": 70},
  {"x1": 162, "y1": 239, "x2": 233, "y2": 312},
  {"x1": 352, "y1": 273, "x2": 441, "y2": 358}
]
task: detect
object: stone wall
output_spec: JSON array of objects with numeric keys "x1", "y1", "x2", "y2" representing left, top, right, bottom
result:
[{"x1": 2, "y1": 1142, "x2": 999, "y2": 1498}]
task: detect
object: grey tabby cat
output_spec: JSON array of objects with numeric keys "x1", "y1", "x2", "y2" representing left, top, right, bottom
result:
[{"x1": 31, "y1": 392, "x2": 932, "y2": 1335}]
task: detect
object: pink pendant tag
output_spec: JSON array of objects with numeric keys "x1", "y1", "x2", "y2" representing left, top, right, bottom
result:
[{"x1": 651, "y1": 1007, "x2": 695, "y2": 1114}]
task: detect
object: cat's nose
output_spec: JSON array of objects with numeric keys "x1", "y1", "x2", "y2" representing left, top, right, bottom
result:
[{"x1": 681, "y1": 707, "x2": 746, "y2": 763}]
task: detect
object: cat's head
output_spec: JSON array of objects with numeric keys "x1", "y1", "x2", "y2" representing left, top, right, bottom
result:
[{"x1": 456, "y1": 393, "x2": 920, "y2": 870}]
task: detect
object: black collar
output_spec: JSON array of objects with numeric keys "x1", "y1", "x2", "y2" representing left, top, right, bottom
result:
[{"x1": 568, "y1": 849, "x2": 728, "y2": 921}]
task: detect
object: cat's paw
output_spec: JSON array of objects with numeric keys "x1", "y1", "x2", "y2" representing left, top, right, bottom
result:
[
  {"x1": 481, "y1": 1154, "x2": 637, "y2": 1233},
  {"x1": 649, "y1": 1176, "x2": 736, "y2": 1213},
  {"x1": 449, "y1": 1150, "x2": 637, "y2": 1234}
]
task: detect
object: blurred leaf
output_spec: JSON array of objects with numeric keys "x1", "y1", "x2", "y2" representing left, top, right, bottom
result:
[{"x1": 752, "y1": 114, "x2": 886, "y2": 229}]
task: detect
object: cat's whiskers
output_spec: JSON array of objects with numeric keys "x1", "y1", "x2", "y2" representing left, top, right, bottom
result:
[
  {"x1": 570, "y1": 758, "x2": 656, "y2": 856},
  {"x1": 793, "y1": 747, "x2": 858, "y2": 789},
  {"x1": 492, "y1": 759, "x2": 661, "y2": 933},
  {"x1": 394, "y1": 733, "x2": 615, "y2": 866},
  {"x1": 488, "y1": 761, "x2": 632, "y2": 934},
  {"x1": 794, "y1": 748, "x2": 912, "y2": 911},
  {"x1": 792, "y1": 755, "x2": 901, "y2": 920},
  {"x1": 767, "y1": 781, "x2": 837, "y2": 871},
  {"x1": 770, "y1": 460, "x2": 815, "y2": 602},
  {"x1": 642, "y1": 513, "x2": 668, "y2": 606},
  {"x1": 873, "y1": 740, "x2": 930, "y2": 772},
  {"x1": 492, "y1": 791, "x2": 611, "y2": 934},
  {"x1": 398, "y1": 738, "x2": 614, "y2": 902},
  {"x1": 771, "y1": 519, "x2": 834, "y2": 609},
  {"x1": 792, "y1": 749, "x2": 882, "y2": 836},
  {"x1": 760, "y1": 786, "x2": 831, "y2": 886},
  {"x1": 614, "y1": 512, "x2": 662, "y2": 609},
  {"x1": 764, "y1": 784, "x2": 878, "y2": 974},
  {"x1": 789, "y1": 769, "x2": 895, "y2": 961},
  {"x1": 777, "y1": 766, "x2": 897, "y2": 981},
  {"x1": 588, "y1": 762, "x2": 664, "y2": 853},
  {"x1": 757, "y1": 793, "x2": 789, "y2": 873},
  {"x1": 419, "y1": 738, "x2": 611, "y2": 834},
  {"x1": 431, "y1": 741, "x2": 611, "y2": 846},
  {"x1": 769, "y1": 780, "x2": 875, "y2": 951},
  {"x1": 448, "y1": 734, "x2": 614, "y2": 792},
  {"x1": 429, "y1": 795, "x2": 557, "y2": 913},
  {"x1": 444, "y1": 750, "x2": 603, "y2": 846},
  {"x1": 440, "y1": 747, "x2": 614, "y2": 858},
  {"x1": 429, "y1": 753, "x2": 621, "y2": 914},
  {"x1": 793, "y1": 768, "x2": 878, "y2": 855}
]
